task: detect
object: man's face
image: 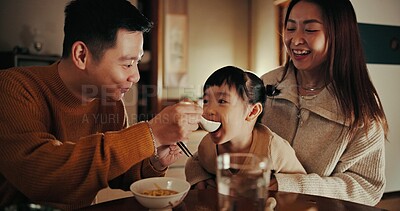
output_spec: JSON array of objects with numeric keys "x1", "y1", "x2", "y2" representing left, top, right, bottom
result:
[{"x1": 84, "y1": 29, "x2": 144, "y2": 101}]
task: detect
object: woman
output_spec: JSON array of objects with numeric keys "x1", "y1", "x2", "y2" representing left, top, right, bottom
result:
[{"x1": 261, "y1": 0, "x2": 388, "y2": 206}]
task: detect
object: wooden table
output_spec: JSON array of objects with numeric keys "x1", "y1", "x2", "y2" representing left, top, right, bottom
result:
[{"x1": 79, "y1": 189, "x2": 386, "y2": 211}]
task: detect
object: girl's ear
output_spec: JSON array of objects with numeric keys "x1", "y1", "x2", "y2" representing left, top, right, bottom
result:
[
  {"x1": 246, "y1": 102, "x2": 263, "y2": 122},
  {"x1": 71, "y1": 41, "x2": 88, "y2": 70}
]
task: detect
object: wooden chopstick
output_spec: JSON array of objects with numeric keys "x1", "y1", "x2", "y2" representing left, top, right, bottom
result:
[{"x1": 177, "y1": 142, "x2": 193, "y2": 157}]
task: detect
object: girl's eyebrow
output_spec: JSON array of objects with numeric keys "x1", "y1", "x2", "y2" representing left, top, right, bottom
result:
[
  {"x1": 217, "y1": 92, "x2": 229, "y2": 96},
  {"x1": 203, "y1": 90, "x2": 230, "y2": 97},
  {"x1": 215, "y1": 92, "x2": 230, "y2": 99}
]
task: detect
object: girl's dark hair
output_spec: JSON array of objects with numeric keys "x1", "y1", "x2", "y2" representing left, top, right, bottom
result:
[
  {"x1": 62, "y1": 0, "x2": 153, "y2": 60},
  {"x1": 282, "y1": 0, "x2": 388, "y2": 139},
  {"x1": 204, "y1": 66, "x2": 266, "y2": 123}
]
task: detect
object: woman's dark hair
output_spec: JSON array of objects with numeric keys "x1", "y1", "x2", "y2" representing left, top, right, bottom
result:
[
  {"x1": 203, "y1": 66, "x2": 266, "y2": 123},
  {"x1": 282, "y1": 0, "x2": 388, "y2": 139},
  {"x1": 62, "y1": 0, "x2": 153, "y2": 60}
]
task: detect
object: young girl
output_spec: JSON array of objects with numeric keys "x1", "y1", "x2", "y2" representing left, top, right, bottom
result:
[{"x1": 185, "y1": 66, "x2": 306, "y2": 188}]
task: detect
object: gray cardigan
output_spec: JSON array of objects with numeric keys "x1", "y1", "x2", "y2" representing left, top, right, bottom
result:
[{"x1": 260, "y1": 66, "x2": 385, "y2": 206}]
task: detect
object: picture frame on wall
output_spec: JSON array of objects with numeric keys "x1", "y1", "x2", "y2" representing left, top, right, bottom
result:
[{"x1": 163, "y1": 0, "x2": 188, "y2": 88}]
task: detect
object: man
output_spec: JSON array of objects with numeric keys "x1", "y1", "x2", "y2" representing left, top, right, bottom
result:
[{"x1": 0, "y1": 0, "x2": 202, "y2": 209}]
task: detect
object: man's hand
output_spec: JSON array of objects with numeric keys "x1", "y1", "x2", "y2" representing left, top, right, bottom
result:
[
  {"x1": 148, "y1": 102, "x2": 202, "y2": 146},
  {"x1": 149, "y1": 144, "x2": 183, "y2": 171}
]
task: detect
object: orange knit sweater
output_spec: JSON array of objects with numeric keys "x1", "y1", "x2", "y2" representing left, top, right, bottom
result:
[{"x1": 0, "y1": 63, "x2": 165, "y2": 210}]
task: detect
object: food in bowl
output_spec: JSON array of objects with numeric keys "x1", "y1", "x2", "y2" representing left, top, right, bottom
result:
[
  {"x1": 130, "y1": 177, "x2": 190, "y2": 210},
  {"x1": 142, "y1": 189, "x2": 179, "y2": 196}
]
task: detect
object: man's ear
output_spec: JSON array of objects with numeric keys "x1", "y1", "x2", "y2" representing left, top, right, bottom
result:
[
  {"x1": 71, "y1": 41, "x2": 88, "y2": 70},
  {"x1": 246, "y1": 102, "x2": 263, "y2": 122}
]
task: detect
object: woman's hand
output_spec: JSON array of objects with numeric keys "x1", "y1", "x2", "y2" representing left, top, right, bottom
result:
[{"x1": 150, "y1": 144, "x2": 183, "y2": 171}]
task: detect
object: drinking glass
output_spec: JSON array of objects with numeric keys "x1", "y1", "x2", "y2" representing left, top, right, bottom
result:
[{"x1": 217, "y1": 153, "x2": 270, "y2": 211}]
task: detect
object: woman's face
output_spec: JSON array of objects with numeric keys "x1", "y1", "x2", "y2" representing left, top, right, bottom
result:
[
  {"x1": 202, "y1": 84, "x2": 251, "y2": 145},
  {"x1": 283, "y1": 1, "x2": 328, "y2": 72}
]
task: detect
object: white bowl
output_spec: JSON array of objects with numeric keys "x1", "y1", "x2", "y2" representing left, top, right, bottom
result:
[{"x1": 130, "y1": 177, "x2": 190, "y2": 210}]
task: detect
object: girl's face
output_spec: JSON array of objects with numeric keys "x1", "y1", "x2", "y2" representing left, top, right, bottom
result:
[
  {"x1": 202, "y1": 84, "x2": 252, "y2": 145},
  {"x1": 283, "y1": 1, "x2": 328, "y2": 72}
]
